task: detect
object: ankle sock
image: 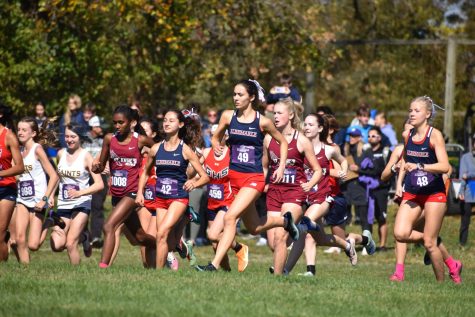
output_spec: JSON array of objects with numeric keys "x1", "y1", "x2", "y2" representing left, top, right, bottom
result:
[
  {"x1": 307, "y1": 265, "x2": 316, "y2": 275},
  {"x1": 395, "y1": 263, "x2": 404, "y2": 277},
  {"x1": 233, "y1": 243, "x2": 242, "y2": 253}
]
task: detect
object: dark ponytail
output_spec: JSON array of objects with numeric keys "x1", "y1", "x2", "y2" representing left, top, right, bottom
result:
[{"x1": 0, "y1": 102, "x2": 15, "y2": 131}]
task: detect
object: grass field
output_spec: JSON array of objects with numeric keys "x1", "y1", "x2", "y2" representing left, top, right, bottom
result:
[{"x1": 0, "y1": 203, "x2": 474, "y2": 317}]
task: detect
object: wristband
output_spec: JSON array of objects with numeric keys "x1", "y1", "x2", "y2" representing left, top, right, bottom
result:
[
  {"x1": 391, "y1": 164, "x2": 397, "y2": 173},
  {"x1": 416, "y1": 163, "x2": 424, "y2": 171},
  {"x1": 42, "y1": 196, "x2": 48, "y2": 202}
]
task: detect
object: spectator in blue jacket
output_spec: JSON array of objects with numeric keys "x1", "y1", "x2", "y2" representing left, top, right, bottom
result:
[
  {"x1": 459, "y1": 135, "x2": 475, "y2": 247},
  {"x1": 375, "y1": 112, "x2": 398, "y2": 150}
]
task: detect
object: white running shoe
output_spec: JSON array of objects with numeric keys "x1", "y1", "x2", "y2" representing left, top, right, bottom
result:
[
  {"x1": 324, "y1": 247, "x2": 341, "y2": 254},
  {"x1": 297, "y1": 271, "x2": 315, "y2": 277},
  {"x1": 361, "y1": 247, "x2": 368, "y2": 256},
  {"x1": 344, "y1": 238, "x2": 358, "y2": 266},
  {"x1": 256, "y1": 237, "x2": 268, "y2": 246}
]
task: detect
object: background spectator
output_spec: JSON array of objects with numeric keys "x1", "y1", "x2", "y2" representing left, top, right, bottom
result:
[
  {"x1": 58, "y1": 94, "x2": 88, "y2": 148},
  {"x1": 34, "y1": 102, "x2": 48, "y2": 128},
  {"x1": 459, "y1": 134, "x2": 475, "y2": 248},
  {"x1": 375, "y1": 112, "x2": 398, "y2": 150}
]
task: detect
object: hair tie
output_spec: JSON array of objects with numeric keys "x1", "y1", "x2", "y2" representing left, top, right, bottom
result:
[{"x1": 248, "y1": 79, "x2": 266, "y2": 103}]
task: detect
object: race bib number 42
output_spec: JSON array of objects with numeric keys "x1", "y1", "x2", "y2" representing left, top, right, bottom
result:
[
  {"x1": 144, "y1": 185, "x2": 155, "y2": 200},
  {"x1": 156, "y1": 178, "x2": 178, "y2": 196}
]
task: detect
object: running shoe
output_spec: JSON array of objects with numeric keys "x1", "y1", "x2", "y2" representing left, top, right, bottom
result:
[
  {"x1": 389, "y1": 272, "x2": 404, "y2": 282},
  {"x1": 176, "y1": 237, "x2": 189, "y2": 259},
  {"x1": 268, "y1": 266, "x2": 289, "y2": 275},
  {"x1": 449, "y1": 260, "x2": 463, "y2": 284},
  {"x1": 297, "y1": 271, "x2": 315, "y2": 277},
  {"x1": 91, "y1": 237, "x2": 104, "y2": 249},
  {"x1": 361, "y1": 247, "x2": 368, "y2": 256},
  {"x1": 186, "y1": 205, "x2": 200, "y2": 224},
  {"x1": 236, "y1": 243, "x2": 249, "y2": 272},
  {"x1": 195, "y1": 263, "x2": 217, "y2": 272},
  {"x1": 166, "y1": 252, "x2": 179, "y2": 271},
  {"x1": 185, "y1": 240, "x2": 197, "y2": 266},
  {"x1": 324, "y1": 247, "x2": 341, "y2": 254},
  {"x1": 82, "y1": 230, "x2": 92, "y2": 258},
  {"x1": 297, "y1": 216, "x2": 320, "y2": 233},
  {"x1": 362, "y1": 230, "x2": 376, "y2": 255},
  {"x1": 283, "y1": 212, "x2": 299, "y2": 241},
  {"x1": 344, "y1": 238, "x2": 357, "y2": 266},
  {"x1": 256, "y1": 237, "x2": 268, "y2": 246}
]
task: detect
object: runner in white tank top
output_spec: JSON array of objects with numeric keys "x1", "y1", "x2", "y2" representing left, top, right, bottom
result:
[
  {"x1": 13, "y1": 117, "x2": 59, "y2": 264},
  {"x1": 49, "y1": 124, "x2": 104, "y2": 265}
]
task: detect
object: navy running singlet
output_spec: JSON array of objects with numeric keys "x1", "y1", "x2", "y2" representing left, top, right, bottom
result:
[
  {"x1": 404, "y1": 127, "x2": 445, "y2": 195},
  {"x1": 155, "y1": 140, "x2": 189, "y2": 199},
  {"x1": 227, "y1": 111, "x2": 264, "y2": 173}
]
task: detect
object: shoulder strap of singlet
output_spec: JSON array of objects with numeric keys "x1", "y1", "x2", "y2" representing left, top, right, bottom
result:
[
  {"x1": 293, "y1": 130, "x2": 298, "y2": 141},
  {"x1": 256, "y1": 111, "x2": 260, "y2": 119},
  {"x1": 427, "y1": 126, "x2": 433, "y2": 138}
]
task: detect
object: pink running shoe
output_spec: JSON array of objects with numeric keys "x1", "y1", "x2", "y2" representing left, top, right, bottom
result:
[
  {"x1": 449, "y1": 260, "x2": 462, "y2": 284},
  {"x1": 167, "y1": 252, "x2": 179, "y2": 271},
  {"x1": 389, "y1": 273, "x2": 404, "y2": 282}
]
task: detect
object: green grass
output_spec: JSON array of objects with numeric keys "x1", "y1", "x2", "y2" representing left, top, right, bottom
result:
[{"x1": 0, "y1": 204, "x2": 474, "y2": 317}]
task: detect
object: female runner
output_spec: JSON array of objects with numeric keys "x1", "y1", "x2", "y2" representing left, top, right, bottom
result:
[
  {"x1": 50, "y1": 124, "x2": 104, "y2": 264},
  {"x1": 263, "y1": 98, "x2": 322, "y2": 275},
  {"x1": 394, "y1": 96, "x2": 460, "y2": 282},
  {"x1": 92, "y1": 105, "x2": 155, "y2": 268},
  {"x1": 14, "y1": 117, "x2": 58, "y2": 264},
  {"x1": 196, "y1": 80, "x2": 316, "y2": 272},
  {"x1": 203, "y1": 125, "x2": 249, "y2": 272},
  {"x1": 0, "y1": 103, "x2": 24, "y2": 261},
  {"x1": 136, "y1": 110, "x2": 209, "y2": 269}
]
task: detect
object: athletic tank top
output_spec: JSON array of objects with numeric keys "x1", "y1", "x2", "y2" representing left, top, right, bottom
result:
[
  {"x1": 57, "y1": 149, "x2": 91, "y2": 209},
  {"x1": 227, "y1": 110, "x2": 264, "y2": 173},
  {"x1": 268, "y1": 130, "x2": 306, "y2": 188},
  {"x1": 404, "y1": 127, "x2": 445, "y2": 195},
  {"x1": 304, "y1": 143, "x2": 330, "y2": 195},
  {"x1": 109, "y1": 132, "x2": 141, "y2": 197},
  {"x1": 204, "y1": 147, "x2": 233, "y2": 209},
  {"x1": 140, "y1": 154, "x2": 158, "y2": 210},
  {"x1": 17, "y1": 143, "x2": 47, "y2": 207},
  {"x1": 0, "y1": 128, "x2": 16, "y2": 188},
  {"x1": 155, "y1": 140, "x2": 189, "y2": 199}
]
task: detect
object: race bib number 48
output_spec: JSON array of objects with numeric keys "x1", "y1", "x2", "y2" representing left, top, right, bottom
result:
[{"x1": 410, "y1": 170, "x2": 434, "y2": 188}]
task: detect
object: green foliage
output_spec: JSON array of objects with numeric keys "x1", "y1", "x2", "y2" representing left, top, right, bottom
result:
[{"x1": 0, "y1": 0, "x2": 475, "y2": 130}]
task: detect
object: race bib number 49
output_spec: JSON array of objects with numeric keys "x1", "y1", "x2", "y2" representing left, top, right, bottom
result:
[{"x1": 231, "y1": 145, "x2": 255, "y2": 165}]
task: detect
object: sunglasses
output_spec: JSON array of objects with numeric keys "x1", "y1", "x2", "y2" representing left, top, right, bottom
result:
[{"x1": 208, "y1": 113, "x2": 217, "y2": 117}]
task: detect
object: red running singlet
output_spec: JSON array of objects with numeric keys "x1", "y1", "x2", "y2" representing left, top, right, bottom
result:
[
  {"x1": 109, "y1": 132, "x2": 141, "y2": 197},
  {"x1": 204, "y1": 148, "x2": 233, "y2": 210},
  {"x1": 328, "y1": 144, "x2": 342, "y2": 197},
  {"x1": 140, "y1": 154, "x2": 159, "y2": 211},
  {"x1": 0, "y1": 128, "x2": 16, "y2": 189},
  {"x1": 268, "y1": 130, "x2": 306, "y2": 188},
  {"x1": 305, "y1": 143, "x2": 331, "y2": 203}
]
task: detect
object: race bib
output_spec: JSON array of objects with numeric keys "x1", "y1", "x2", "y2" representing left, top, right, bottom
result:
[
  {"x1": 144, "y1": 185, "x2": 155, "y2": 201},
  {"x1": 231, "y1": 145, "x2": 255, "y2": 165},
  {"x1": 62, "y1": 184, "x2": 80, "y2": 200},
  {"x1": 282, "y1": 168, "x2": 297, "y2": 184},
  {"x1": 19, "y1": 180, "x2": 35, "y2": 198},
  {"x1": 156, "y1": 178, "x2": 178, "y2": 196},
  {"x1": 208, "y1": 184, "x2": 224, "y2": 201},
  {"x1": 111, "y1": 170, "x2": 128, "y2": 188},
  {"x1": 410, "y1": 170, "x2": 435, "y2": 188}
]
